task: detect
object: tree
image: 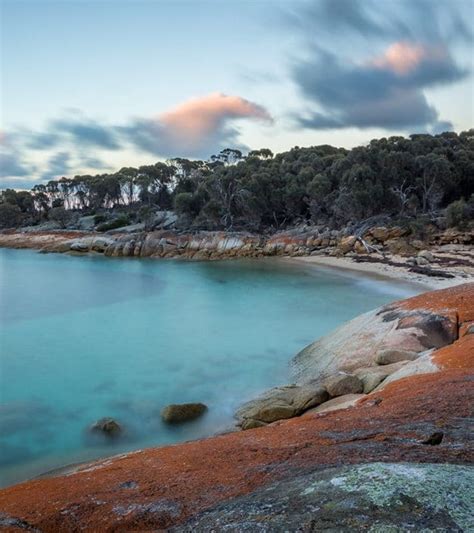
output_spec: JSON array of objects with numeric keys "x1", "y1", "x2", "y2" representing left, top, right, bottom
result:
[
  {"x1": 48, "y1": 206, "x2": 72, "y2": 228},
  {"x1": 416, "y1": 154, "x2": 451, "y2": 213},
  {"x1": 0, "y1": 203, "x2": 23, "y2": 228}
]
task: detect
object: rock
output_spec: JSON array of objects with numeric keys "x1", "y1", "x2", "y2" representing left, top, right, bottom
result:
[
  {"x1": 385, "y1": 238, "x2": 415, "y2": 256},
  {"x1": 462, "y1": 323, "x2": 474, "y2": 336},
  {"x1": 77, "y1": 215, "x2": 96, "y2": 230},
  {"x1": 353, "y1": 240, "x2": 367, "y2": 254},
  {"x1": 421, "y1": 431, "x2": 444, "y2": 445},
  {"x1": 161, "y1": 403, "x2": 207, "y2": 424},
  {"x1": 324, "y1": 373, "x2": 363, "y2": 397},
  {"x1": 370, "y1": 226, "x2": 390, "y2": 242},
  {"x1": 236, "y1": 385, "x2": 328, "y2": 427},
  {"x1": 338, "y1": 236, "x2": 356, "y2": 254},
  {"x1": 90, "y1": 236, "x2": 115, "y2": 253},
  {"x1": 375, "y1": 353, "x2": 439, "y2": 390},
  {"x1": 69, "y1": 240, "x2": 90, "y2": 252},
  {"x1": 355, "y1": 361, "x2": 409, "y2": 393},
  {"x1": 418, "y1": 250, "x2": 434, "y2": 262},
  {"x1": 90, "y1": 417, "x2": 122, "y2": 437},
  {"x1": 108, "y1": 223, "x2": 145, "y2": 234},
  {"x1": 20, "y1": 221, "x2": 61, "y2": 232},
  {"x1": 396, "y1": 311, "x2": 458, "y2": 349},
  {"x1": 241, "y1": 419, "x2": 268, "y2": 430},
  {"x1": 176, "y1": 463, "x2": 474, "y2": 532},
  {"x1": 292, "y1": 303, "x2": 459, "y2": 385},
  {"x1": 376, "y1": 349, "x2": 420, "y2": 365},
  {"x1": 416, "y1": 256, "x2": 430, "y2": 266},
  {"x1": 151, "y1": 211, "x2": 178, "y2": 229},
  {"x1": 305, "y1": 394, "x2": 364, "y2": 415}
]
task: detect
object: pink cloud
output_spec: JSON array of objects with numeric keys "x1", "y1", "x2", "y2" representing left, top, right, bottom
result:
[
  {"x1": 370, "y1": 41, "x2": 446, "y2": 75},
  {"x1": 159, "y1": 93, "x2": 273, "y2": 143}
]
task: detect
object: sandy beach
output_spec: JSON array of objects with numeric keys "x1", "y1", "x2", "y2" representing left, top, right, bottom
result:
[{"x1": 285, "y1": 252, "x2": 474, "y2": 290}]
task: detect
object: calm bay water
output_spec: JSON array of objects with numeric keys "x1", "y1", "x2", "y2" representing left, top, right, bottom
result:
[{"x1": 0, "y1": 248, "x2": 421, "y2": 486}]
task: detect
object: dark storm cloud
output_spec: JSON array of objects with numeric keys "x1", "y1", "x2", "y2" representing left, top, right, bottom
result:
[{"x1": 289, "y1": 0, "x2": 472, "y2": 132}]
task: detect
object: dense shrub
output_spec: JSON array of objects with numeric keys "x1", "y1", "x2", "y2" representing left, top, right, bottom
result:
[
  {"x1": 93, "y1": 214, "x2": 107, "y2": 225},
  {"x1": 49, "y1": 207, "x2": 73, "y2": 228},
  {"x1": 445, "y1": 196, "x2": 474, "y2": 229},
  {"x1": 96, "y1": 216, "x2": 130, "y2": 232},
  {"x1": 0, "y1": 203, "x2": 23, "y2": 228}
]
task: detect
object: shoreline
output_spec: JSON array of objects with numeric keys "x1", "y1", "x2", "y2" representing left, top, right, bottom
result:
[{"x1": 283, "y1": 255, "x2": 470, "y2": 290}]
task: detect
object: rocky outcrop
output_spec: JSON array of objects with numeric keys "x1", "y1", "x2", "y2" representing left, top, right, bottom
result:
[
  {"x1": 236, "y1": 283, "x2": 471, "y2": 427},
  {"x1": 2, "y1": 225, "x2": 472, "y2": 260},
  {"x1": 0, "y1": 284, "x2": 472, "y2": 531}
]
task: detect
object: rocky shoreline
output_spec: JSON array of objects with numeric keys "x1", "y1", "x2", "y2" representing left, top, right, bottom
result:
[
  {"x1": 1, "y1": 225, "x2": 473, "y2": 287},
  {"x1": 0, "y1": 283, "x2": 472, "y2": 531}
]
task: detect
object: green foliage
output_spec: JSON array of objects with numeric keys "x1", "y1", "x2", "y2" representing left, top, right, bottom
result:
[
  {"x1": 445, "y1": 197, "x2": 474, "y2": 229},
  {"x1": 48, "y1": 207, "x2": 73, "y2": 228},
  {"x1": 0, "y1": 203, "x2": 23, "y2": 228},
  {"x1": 96, "y1": 216, "x2": 130, "y2": 232},
  {"x1": 93, "y1": 214, "x2": 107, "y2": 225},
  {"x1": 5, "y1": 129, "x2": 473, "y2": 232}
]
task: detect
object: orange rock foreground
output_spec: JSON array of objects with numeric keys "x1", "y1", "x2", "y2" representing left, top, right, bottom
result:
[{"x1": 0, "y1": 283, "x2": 473, "y2": 531}]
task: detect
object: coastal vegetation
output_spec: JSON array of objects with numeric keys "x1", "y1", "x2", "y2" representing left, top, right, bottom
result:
[{"x1": 1, "y1": 130, "x2": 473, "y2": 232}]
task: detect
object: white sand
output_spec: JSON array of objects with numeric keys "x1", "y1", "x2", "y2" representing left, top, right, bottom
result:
[{"x1": 284, "y1": 254, "x2": 472, "y2": 290}]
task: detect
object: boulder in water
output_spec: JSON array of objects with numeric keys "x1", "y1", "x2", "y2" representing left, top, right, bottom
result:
[
  {"x1": 161, "y1": 403, "x2": 207, "y2": 423},
  {"x1": 90, "y1": 417, "x2": 122, "y2": 437}
]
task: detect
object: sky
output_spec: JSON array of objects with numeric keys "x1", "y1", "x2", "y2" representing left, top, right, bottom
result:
[{"x1": 1, "y1": 0, "x2": 473, "y2": 189}]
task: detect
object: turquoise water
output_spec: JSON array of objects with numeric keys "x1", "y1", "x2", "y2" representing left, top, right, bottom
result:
[{"x1": 0, "y1": 248, "x2": 421, "y2": 486}]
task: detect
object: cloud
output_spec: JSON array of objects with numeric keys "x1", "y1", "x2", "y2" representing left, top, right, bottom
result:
[
  {"x1": 289, "y1": 0, "x2": 472, "y2": 45},
  {"x1": 40, "y1": 152, "x2": 71, "y2": 181},
  {"x1": 0, "y1": 151, "x2": 32, "y2": 178},
  {"x1": 123, "y1": 93, "x2": 273, "y2": 158},
  {"x1": 1, "y1": 93, "x2": 272, "y2": 187},
  {"x1": 295, "y1": 41, "x2": 465, "y2": 131},
  {"x1": 289, "y1": 0, "x2": 471, "y2": 132},
  {"x1": 25, "y1": 115, "x2": 121, "y2": 151}
]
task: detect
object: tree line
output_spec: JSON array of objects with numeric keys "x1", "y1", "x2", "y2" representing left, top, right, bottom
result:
[{"x1": 1, "y1": 131, "x2": 473, "y2": 231}]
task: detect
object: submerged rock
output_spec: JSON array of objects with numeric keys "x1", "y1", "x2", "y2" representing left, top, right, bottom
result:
[
  {"x1": 161, "y1": 403, "x2": 208, "y2": 424},
  {"x1": 90, "y1": 417, "x2": 122, "y2": 437}
]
